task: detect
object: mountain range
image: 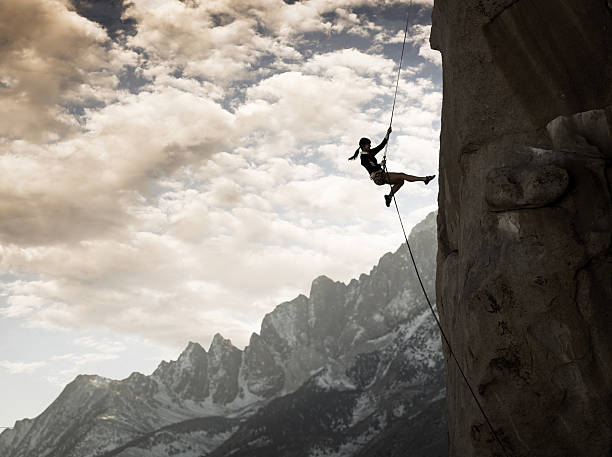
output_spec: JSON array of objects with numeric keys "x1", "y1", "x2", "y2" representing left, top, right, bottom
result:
[{"x1": 0, "y1": 211, "x2": 446, "y2": 457}]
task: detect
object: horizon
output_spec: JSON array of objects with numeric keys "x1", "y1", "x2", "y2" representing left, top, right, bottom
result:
[{"x1": 0, "y1": 0, "x2": 440, "y2": 428}]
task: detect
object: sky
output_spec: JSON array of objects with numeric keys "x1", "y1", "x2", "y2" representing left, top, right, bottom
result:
[{"x1": 0, "y1": 0, "x2": 441, "y2": 428}]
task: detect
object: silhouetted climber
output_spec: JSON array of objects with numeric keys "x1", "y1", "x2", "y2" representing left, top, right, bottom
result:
[{"x1": 348, "y1": 127, "x2": 435, "y2": 207}]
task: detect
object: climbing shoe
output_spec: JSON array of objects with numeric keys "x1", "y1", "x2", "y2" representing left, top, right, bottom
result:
[
  {"x1": 424, "y1": 175, "x2": 436, "y2": 185},
  {"x1": 385, "y1": 195, "x2": 392, "y2": 207}
]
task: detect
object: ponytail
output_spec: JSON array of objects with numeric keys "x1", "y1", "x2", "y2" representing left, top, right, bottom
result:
[{"x1": 348, "y1": 147, "x2": 360, "y2": 161}]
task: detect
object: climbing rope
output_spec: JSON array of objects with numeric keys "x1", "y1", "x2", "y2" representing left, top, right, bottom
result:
[
  {"x1": 381, "y1": 4, "x2": 511, "y2": 457},
  {"x1": 386, "y1": 196, "x2": 511, "y2": 457},
  {"x1": 387, "y1": 2, "x2": 412, "y2": 133}
]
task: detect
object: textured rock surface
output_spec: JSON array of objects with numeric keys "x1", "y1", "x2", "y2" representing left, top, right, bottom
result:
[
  {"x1": 485, "y1": 165, "x2": 568, "y2": 211},
  {"x1": 431, "y1": 1, "x2": 612, "y2": 456},
  {"x1": 153, "y1": 341, "x2": 210, "y2": 401}
]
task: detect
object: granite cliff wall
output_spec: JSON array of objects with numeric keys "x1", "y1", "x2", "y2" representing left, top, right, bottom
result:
[{"x1": 430, "y1": 1, "x2": 612, "y2": 456}]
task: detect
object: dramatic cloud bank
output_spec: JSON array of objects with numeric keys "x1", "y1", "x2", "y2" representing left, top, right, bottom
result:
[{"x1": 0, "y1": 0, "x2": 440, "y2": 355}]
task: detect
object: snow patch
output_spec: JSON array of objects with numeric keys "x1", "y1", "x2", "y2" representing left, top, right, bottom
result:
[
  {"x1": 385, "y1": 289, "x2": 416, "y2": 317},
  {"x1": 314, "y1": 369, "x2": 356, "y2": 392},
  {"x1": 350, "y1": 322, "x2": 366, "y2": 345},
  {"x1": 87, "y1": 376, "x2": 111, "y2": 388},
  {"x1": 269, "y1": 303, "x2": 300, "y2": 346},
  {"x1": 350, "y1": 393, "x2": 376, "y2": 426}
]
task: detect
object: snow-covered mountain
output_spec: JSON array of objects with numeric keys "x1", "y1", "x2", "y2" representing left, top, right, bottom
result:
[
  {"x1": 206, "y1": 311, "x2": 445, "y2": 457},
  {"x1": 0, "y1": 211, "x2": 446, "y2": 457},
  {"x1": 0, "y1": 338, "x2": 261, "y2": 457}
]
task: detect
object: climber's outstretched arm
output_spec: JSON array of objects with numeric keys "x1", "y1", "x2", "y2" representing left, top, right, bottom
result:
[{"x1": 370, "y1": 126, "x2": 392, "y2": 156}]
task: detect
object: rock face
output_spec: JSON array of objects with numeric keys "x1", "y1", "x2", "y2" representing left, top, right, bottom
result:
[{"x1": 431, "y1": 1, "x2": 612, "y2": 456}]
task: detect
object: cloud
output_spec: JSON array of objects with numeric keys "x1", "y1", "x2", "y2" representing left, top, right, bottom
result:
[
  {"x1": 0, "y1": 293, "x2": 45, "y2": 318},
  {"x1": 301, "y1": 48, "x2": 395, "y2": 78},
  {"x1": 0, "y1": 360, "x2": 47, "y2": 374},
  {"x1": 372, "y1": 23, "x2": 441, "y2": 67},
  {"x1": 74, "y1": 336, "x2": 126, "y2": 354},
  {"x1": 0, "y1": 162, "x2": 430, "y2": 348},
  {"x1": 0, "y1": 0, "x2": 136, "y2": 142},
  {"x1": 0, "y1": 87, "x2": 234, "y2": 246},
  {"x1": 0, "y1": 0, "x2": 440, "y2": 352},
  {"x1": 123, "y1": 0, "x2": 432, "y2": 86},
  {"x1": 237, "y1": 70, "x2": 380, "y2": 146},
  {"x1": 40, "y1": 337, "x2": 127, "y2": 386},
  {"x1": 409, "y1": 24, "x2": 441, "y2": 65},
  {"x1": 124, "y1": 0, "x2": 303, "y2": 84}
]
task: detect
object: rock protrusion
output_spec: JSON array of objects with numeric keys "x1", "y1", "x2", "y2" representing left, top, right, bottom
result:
[
  {"x1": 547, "y1": 107, "x2": 612, "y2": 159},
  {"x1": 485, "y1": 165, "x2": 569, "y2": 211}
]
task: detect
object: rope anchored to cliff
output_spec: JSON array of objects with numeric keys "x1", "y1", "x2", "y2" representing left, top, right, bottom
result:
[{"x1": 383, "y1": 5, "x2": 512, "y2": 457}]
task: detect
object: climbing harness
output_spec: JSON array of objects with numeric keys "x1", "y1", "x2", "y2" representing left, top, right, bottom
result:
[
  {"x1": 382, "y1": 4, "x2": 511, "y2": 457},
  {"x1": 370, "y1": 170, "x2": 387, "y2": 185}
]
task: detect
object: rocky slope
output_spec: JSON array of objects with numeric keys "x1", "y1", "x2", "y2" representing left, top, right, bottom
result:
[
  {"x1": 107, "y1": 308, "x2": 446, "y2": 457},
  {"x1": 205, "y1": 311, "x2": 445, "y2": 457},
  {"x1": 0, "y1": 212, "x2": 445, "y2": 457},
  {"x1": 431, "y1": 1, "x2": 612, "y2": 456}
]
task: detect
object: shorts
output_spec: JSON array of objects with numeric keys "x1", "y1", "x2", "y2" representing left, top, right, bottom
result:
[{"x1": 370, "y1": 170, "x2": 387, "y2": 186}]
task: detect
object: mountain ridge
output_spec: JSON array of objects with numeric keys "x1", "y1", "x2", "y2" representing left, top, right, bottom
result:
[{"x1": 0, "y1": 211, "x2": 444, "y2": 457}]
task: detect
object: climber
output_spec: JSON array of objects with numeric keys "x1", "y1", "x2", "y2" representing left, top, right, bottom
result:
[{"x1": 348, "y1": 126, "x2": 435, "y2": 207}]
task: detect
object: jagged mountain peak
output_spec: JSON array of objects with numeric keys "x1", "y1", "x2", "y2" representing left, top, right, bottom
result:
[
  {"x1": 151, "y1": 341, "x2": 209, "y2": 404},
  {"x1": 183, "y1": 340, "x2": 205, "y2": 353},
  {"x1": 207, "y1": 334, "x2": 242, "y2": 405},
  {"x1": 259, "y1": 294, "x2": 308, "y2": 350},
  {"x1": 310, "y1": 274, "x2": 334, "y2": 288},
  {"x1": 209, "y1": 333, "x2": 239, "y2": 354},
  {"x1": 178, "y1": 341, "x2": 206, "y2": 361},
  {"x1": 152, "y1": 341, "x2": 207, "y2": 376},
  {"x1": 309, "y1": 274, "x2": 348, "y2": 304},
  {"x1": 150, "y1": 342, "x2": 207, "y2": 375},
  {"x1": 410, "y1": 210, "x2": 437, "y2": 235},
  {"x1": 126, "y1": 371, "x2": 147, "y2": 382},
  {"x1": 72, "y1": 373, "x2": 112, "y2": 388}
]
